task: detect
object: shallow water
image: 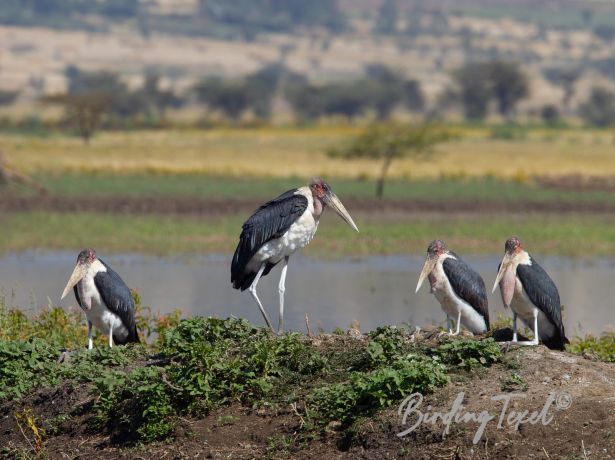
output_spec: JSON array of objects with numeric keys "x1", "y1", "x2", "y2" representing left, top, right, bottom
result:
[{"x1": 1, "y1": 251, "x2": 613, "y2": 336}]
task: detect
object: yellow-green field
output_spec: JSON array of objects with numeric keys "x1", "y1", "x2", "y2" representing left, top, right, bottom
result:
[
  {"x1": 3, "y1": 126, "x2": 615, "y2": 179},
  {"x1": 3, "y1": 126, "x2": 615, "y2": 257}
]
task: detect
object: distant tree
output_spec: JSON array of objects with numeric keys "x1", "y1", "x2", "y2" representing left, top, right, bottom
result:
[
  {"x1": 543, "y1": 68, "x2": 580, "y2": 113},
  {"x1": 593, "y1": 24, "x2": 615, "y2": 42},
  {"x1": 64, "y1": 66, "x2": 147, "y2": 119},
  {"x1": 198, "y1": 0, "x2": 345, "y2": 33},
  {"x1": 0, "y1": 90, "x2": 18, "y2": 106},
  {"x1": 579, "y1": 87, "x2": 615, "y2": 127},
  {"x1": 453, "y1": 65, "x2": 491, "y2": 121},
  {"x1": 363, "y1": 64, "x2": 424, "y2": 119},
  {"x1": 141, "y1": 72, "x2": 184, "y2": 118},
  {"x1": 44, "y1": 93, "x2": 111, "y2": 144},
  {"x1": 541, "y1": 105, "x2": 560, "y2": 126},
  {"x1": 453, "y1": 61, "x2": 529, "y2": 121},
  {"x1": 244, "y1": 64, "x2": 287, "y2": 119},
  {"x1": 328, "y1": 123, "x2": 451, "y2": 197},
  {"x1": 483, "y1": 61, "x2": 529, "y2": 121},
  {"x1": 194, "y1": 78, "x2": 250, "y2": 121},
  {"x1": 286, "y1": 81, "x2": 372, "y2": 121},
  {"x1": 375, "y1": 0, "x2": 398, "y2": 34},
  {"x1": 402, "y1": 79, "x2": 425, "y2": 112},
  {"x1": 99, "y1": 0, "x2": 139, "y2": 18}
]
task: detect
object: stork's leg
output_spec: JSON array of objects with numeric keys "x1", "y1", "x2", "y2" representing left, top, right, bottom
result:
[
  {"x1": 446, "y1": 316, "x2": 453, "y2": 334},
  {"x1": 249, "y1": 263, "x2": 275, "y2": 332},
  {"x1": 87, "y1": 321, "x2": 93, "y2": 350},
  {"x1": 108, "y1": 324, "x2": 114, "y2": 348},
  {"x1": 277, "y1": 256, "x2": 289, "y2": 334},
  {"x1": 452, "y1": 310, "x2": 462, "y2": 336},
  {"x1": 512, "y1": 312, "x2": 518, "y2": 342},
  {"x1": 514, "y1": 309, "x2": 540, "y2": 346},
  {"x1": 532, "y1": 308, "x2": 540, "y2": 345}
]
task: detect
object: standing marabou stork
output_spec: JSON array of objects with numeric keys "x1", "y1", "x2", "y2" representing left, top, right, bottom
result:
[
  {"x1": 231, "y1": 178, "x2": 358, "y2": 333},
  {"x1": 61, "y1": 249, "x2": 139, "y2": 348},
  {"x1": 492, "y1": 237, "x2": 568, "y2": 350},
  {"x1": 415, "y1": 240, "x2": 490, "y2": 334}
]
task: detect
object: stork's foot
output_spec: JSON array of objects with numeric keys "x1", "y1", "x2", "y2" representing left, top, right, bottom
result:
[
  {"x1": 514, "y1": 340, "x2": 540, "y2": 346},
  {"x1": 498, "y1": 339, "x2": 538, "y2": 351}
]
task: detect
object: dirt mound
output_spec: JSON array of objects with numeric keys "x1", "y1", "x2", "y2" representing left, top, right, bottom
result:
[{"x1": 1, "y1": 338, "x2": 613, "y2": 459}]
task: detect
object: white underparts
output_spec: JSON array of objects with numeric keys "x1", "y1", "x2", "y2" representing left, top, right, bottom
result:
[
  {"x1": 429, "y1": 254, "x2": 488, "y2": 334},
  {"x1": 77, "y1": 260, "x2": 129, "y2": 344}
]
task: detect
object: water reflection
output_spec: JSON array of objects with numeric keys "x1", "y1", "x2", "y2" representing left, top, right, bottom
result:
[{"x1": 0, "y1": 251, "x2": 613, "y2": 336}]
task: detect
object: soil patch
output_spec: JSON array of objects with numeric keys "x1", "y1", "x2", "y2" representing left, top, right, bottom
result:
[
  {"x1": 1, "y1": 335, "x2": 613, "y2": 459},
  {"x1": 2, "y1": 195, "x2": 615, "y2": 216}
]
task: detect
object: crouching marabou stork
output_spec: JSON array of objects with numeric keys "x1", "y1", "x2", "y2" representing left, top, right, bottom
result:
[
  {"x1": 231, "y1": 178, "x2": 359, "y2": 333},
  {"x1": 493, "y1": 237, "x2": 568, "y2": 350},
  {"x1": 415, "y1": 240, "x2": 490, "y2": 334},
  {"x1": 61, "y1": 249, "x2": 139, "y2": 349}
]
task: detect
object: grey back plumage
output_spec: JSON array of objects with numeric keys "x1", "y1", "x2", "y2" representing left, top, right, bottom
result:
[
  {"x1": 443, "y1": 253, "x2": 490, "y2": 329},
  {"x1": 94, "y1": 260, "x2": 139, "y2": 344},
  {"x1": 516, "y1": 256, "x2": 567, "y2": 350},
  {"x1": 231, "y1": 189, "x2": 308, "y2": 290}
]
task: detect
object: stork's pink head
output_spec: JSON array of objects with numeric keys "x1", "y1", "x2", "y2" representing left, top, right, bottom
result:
[
  {"x1": 308, "y1": 178, "x2": 358, "y2": 232},
  {"x1": 77, "y1": 248, "x2": 97, "y2": 265},
  {"x1": 62, "y1": 248, "x2": 97, "y2": 301},
  {"x1": 427, "y1": 240, "x2": 447, "y2": 257},
  {"x1": 504, "y1": 237, "x2": 522, "y2": 255},
  {"x1": 309, "y1": 178, "x2": 330, "y2": 200}
]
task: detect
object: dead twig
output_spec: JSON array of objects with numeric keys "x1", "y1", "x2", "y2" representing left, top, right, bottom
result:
[
  {"x1": 161, "y1": 373, "x2": 183, "y2": 392},
  {"x1": 290, "y1": 402, "x2": 305, "y2": 429},
  {"x1": 305, "y1": 314, "x2": 312, "y2": 337}
]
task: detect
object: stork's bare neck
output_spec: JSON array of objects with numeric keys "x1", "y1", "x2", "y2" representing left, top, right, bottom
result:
[{"x1": 307, "y1": 179, "x2": 358, "y2": 232}]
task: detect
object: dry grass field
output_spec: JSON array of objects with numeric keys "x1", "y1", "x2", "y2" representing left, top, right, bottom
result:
[{"x1": 3, "y1": 126, "x2": 615, "y2": 179}]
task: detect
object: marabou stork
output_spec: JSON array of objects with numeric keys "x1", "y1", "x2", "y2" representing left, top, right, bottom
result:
[
  {"x1": 61, "y1": 249, "x2": 139, "y2": 349},
  {"x1": 492, "y1": 237, "x2": 568, "y2": 350},
  {"x1": 415, "y1": 240, "x2": 490, "y2": 334},
  {"x1": 231, "y1": 178, "x2": 358, "y2": 333}
]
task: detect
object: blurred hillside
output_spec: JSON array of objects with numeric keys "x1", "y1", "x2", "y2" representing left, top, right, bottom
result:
[{"x1": 3, "y1": 0, "x2": 615, "y2": 124}]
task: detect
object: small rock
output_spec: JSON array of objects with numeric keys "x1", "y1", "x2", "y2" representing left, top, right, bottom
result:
[
  {"x1": 347, "y1": 328, "x2": 362, "y2": 339},
  {"x1": 327, "y1": 420, "x2": 342, "y2": 431},
  {"x1": 562, "y1": 373, "x2": 571, "y2": 381}
]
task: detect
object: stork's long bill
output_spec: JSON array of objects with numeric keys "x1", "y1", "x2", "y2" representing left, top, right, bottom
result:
[
  {"x1": 61, "y1": 261, "x2": 87, "y2": 300},
  {"x1": 323, "y1": 190, "x2": 359, "y2": 232},
  {"x1": 415, "y1": 255, "x2": 437, "y2": 293},
  {"x1": 492, "y1": 253, "x2": 515, "y2": 293}
]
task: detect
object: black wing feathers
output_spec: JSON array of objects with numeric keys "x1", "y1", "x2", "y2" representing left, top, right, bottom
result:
[
  {"x1": 94, "y1": 260, "x2": 139, "y2": 344},
  {"x1": 443, "y1": 254, "x2": 490, "y2": 329},
  {"x1": 517, "y1": 258, "x2": 568, "y2": 350},
  {"x1": 231, "y1": 190, "x2": 308, "y2": 290}
]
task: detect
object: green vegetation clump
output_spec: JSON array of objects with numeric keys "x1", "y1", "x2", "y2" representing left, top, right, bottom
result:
[
  {"x1": 568, "y1": 334, "x2": 615, "y2": 362},
  {"x1": 94, "y1": 317, "x2": 328, "y2": 442},
  {"x1": 0, "y1": 304, "x2": 85, "y2": 348},
  {"x1": 0, "y1": 338, "x2": 146, "y2": 401},
  {"x1": 309, "y1": 354, "x2": 448, "y2": 424},
  {"x1": 431, "y1": 338, "x2": 502, "y2": 370},
  {"x1": 4, "y1": 310, "x2": 609, "y2": 450}
]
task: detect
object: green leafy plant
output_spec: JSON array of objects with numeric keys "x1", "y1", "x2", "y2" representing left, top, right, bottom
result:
[
  {"x1": 432, "y1": 338, "x2": 502, "y2": 370},
  {"x1": 366, "y1": 325, "x2": 410, "y2": 365},
  {"x1": 568, "y1": 334, "x2": 615, "y2": 362},
  {"x1": 309, "y1": 354, "x2": 447, "y2": 424},
  {"x1": 500, "y1": 372, "x2": 528, "y2": 392}
]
